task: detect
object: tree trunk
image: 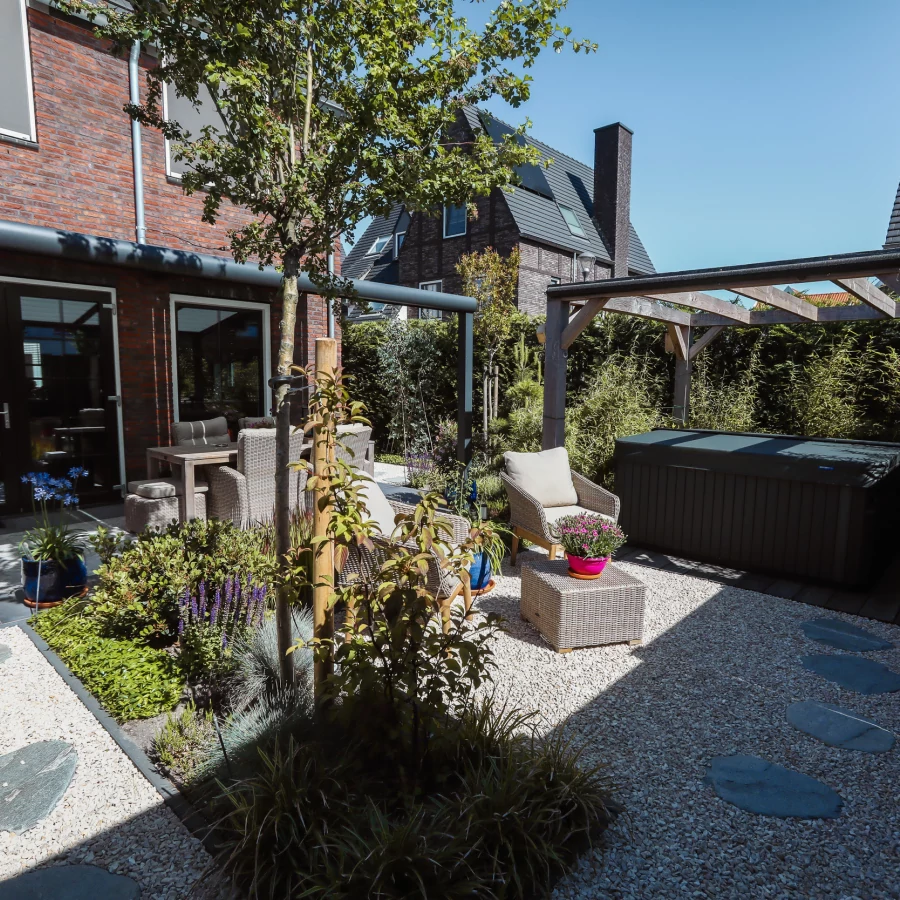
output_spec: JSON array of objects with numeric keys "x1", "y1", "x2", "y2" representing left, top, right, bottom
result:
[{"x1": 274, "y1": 260, "x2": 300, "y2": 686}]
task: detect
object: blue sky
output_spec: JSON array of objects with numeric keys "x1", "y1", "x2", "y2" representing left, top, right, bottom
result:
[{"x1": 476, "y1": 0, "x2": 899, "y2": 278}]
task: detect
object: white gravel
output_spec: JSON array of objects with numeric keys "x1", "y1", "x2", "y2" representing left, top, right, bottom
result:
[
  {"x1": 0, "y1": 626, "x2": 224, "y2": 899},
  {"x1": 474, "y1": 550, "x2": 900, "y2": 900}
]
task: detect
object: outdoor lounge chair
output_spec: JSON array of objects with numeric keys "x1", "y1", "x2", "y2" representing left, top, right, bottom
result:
[
  {"x1": 338, "y1": 481, "x2": 472, "y2": 630},
  {"x1": 206, "y1": 428, "x2": 308, "y2": 527},
  {"x1": 336, "y1": 423, "x2": 375, "y2": 476},
  {"x1": 501, "y1": 447, "x2": 620, "y2": 565}
]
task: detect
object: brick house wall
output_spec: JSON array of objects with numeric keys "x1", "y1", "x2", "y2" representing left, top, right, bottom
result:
[
  {"x1": 517, "y1": 239, "x2": 610, "y2": 317},
  {"x1": 0, "y1": 7, "x2": 335, "y2": 492}
]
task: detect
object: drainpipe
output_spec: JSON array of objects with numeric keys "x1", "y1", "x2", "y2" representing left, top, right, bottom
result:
[
  {"x1": 326, "y1": 250, "x2": 336, "y2": 338},
  {"x1": 129, "y1": 41, "x2": 147, "y2": 244}
]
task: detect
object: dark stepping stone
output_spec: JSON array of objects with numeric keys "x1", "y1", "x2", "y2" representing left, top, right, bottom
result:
[
  {"x1": 787, "y1": 700, "x2": 895, "y2": 753},
  {"x1": 703, "y1": 754, "x2": 842, "y2": 819},
  {"x1": 0, "y1": 741, "x2": 77, "y2": 834},
  {"x1": 801, "y1": 618, "x2": 894, "y2": 652},
  {"x1": 0, "y1": 864, "x2": 141, "y2": 899},
  {"x1": 801, "y1": 654, "x2": 900, "y2": 695},
  {"x1": 0, "y1": 644, "x2": 11, "y2": 665}
]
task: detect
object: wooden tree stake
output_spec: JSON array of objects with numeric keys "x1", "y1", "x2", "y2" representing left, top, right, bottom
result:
[{"x1": 313, "y1": 337, "x2": 337, "y2": 695}]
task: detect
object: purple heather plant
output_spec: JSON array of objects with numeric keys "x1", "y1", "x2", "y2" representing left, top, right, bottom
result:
[{"x1": 551, "y1": 512, "x2": 626, "y2": 560}]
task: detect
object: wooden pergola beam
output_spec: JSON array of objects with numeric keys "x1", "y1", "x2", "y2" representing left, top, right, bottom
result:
[
  {"x1": 731, "y1": 285, "x2": 818, "y2": 321},
  {"x1": 645, "y1": 291, "x2": 751, "y2": 323},
  {"x1": 832, "y1": 278, "x2": 898, "y2": 316},
  {"x1": 691, "y1": 303, "x2": 890, "y2": 328},
  {"x1": 689, "y1": 325, "x2": 727, "y2": 360},
  {"x1": 561, "y1": 296, "x2": 689, "y2": 349}
]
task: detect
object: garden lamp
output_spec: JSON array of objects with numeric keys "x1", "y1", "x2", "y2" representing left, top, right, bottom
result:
[{"x1": 579, "y1": 252, "x2": 595, "y2": 282}]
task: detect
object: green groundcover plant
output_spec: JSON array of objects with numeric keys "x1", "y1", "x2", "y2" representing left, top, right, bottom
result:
[{"x1": 33, "y1": 602, "x2": 183, "y2": 722}]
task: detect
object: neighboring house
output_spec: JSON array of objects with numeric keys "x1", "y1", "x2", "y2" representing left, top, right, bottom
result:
[
  {"x1": 342, "y1": 108, "x2": 654, "y2": 319},
  {"x1": 0, "y1": 0, "x2": 333, "y2": 513},
  {"x1": 886, "y1": 182, "x2": 900, "y2": 249}
]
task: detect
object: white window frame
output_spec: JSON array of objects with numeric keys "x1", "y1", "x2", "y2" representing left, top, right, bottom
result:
[
  {"x1": 549, "y1": 276, "x2": 562, "y2": 286},
  {"x1": 367, "y1": 235, "x2": 391, "y2": 256},
  {"x1": 394, "y1": 231, "x2": 406, "y2": 257},
  {"x1": 0, "y1": 0, "x2": 38, "y2": 142},
  {"x1": 442, "y1": 204, "x2": 467, "y2": 239},
  {"x1": 161, "y1": 81, "x2": 222, "y2": 180},
  {"x1": 558, "y1": 204, "x2": 586, "y2": 238},
  {"x1": 169, "y1": 294, "x2": 272, "y2": 423},
  {"x1": 418, "y1": 280, "x2": 443, "y2": 319},
  {"x1": 0, "y1": 276, "x2": 125, "y2": 491}
]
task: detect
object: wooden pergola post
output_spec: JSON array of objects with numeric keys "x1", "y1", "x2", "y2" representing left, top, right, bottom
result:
[
  {"x1": 542, "y1": 298, "x2": 570, "y2": 449},
  {"x1": 312, "y1": 337, "x2": 337, "y2": 696}
]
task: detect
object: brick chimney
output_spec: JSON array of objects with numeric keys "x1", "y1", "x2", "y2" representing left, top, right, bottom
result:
[{"x1": 593, "y1": 123, "x2": 633, "y2": 278}]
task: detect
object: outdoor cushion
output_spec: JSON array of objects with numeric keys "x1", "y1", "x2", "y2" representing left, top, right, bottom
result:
[
  {"x1": 171, "y1": 416, "x2": 229, "y2": 446},
  {"x1": 238, "y1": 416, "x2": 275, "y2": 430},
  {"x1": 358, "y1": 480, "x2": 398, "y2": 536},
  {"x1": 543, "y1": 505, "x2": 614, "y2": 527},
  {"x1": 127, "y1": 477, "x2": 208, "y2": 499},
  {"x1": 503, "y1": 447, "x2": 578, "y2": 508}
]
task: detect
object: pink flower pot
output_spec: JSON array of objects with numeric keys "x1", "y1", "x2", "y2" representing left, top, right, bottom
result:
[{"x1": 565, "y1": 554, "x2": 611, "y2": 579}]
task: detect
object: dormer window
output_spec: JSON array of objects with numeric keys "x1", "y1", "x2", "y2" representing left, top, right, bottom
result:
[
  {"x1": 443, "y1": 204, "x2": 467, "y2": 238},
  {"x1": 395, "y1": 231, "x2": 406, "y2": 256},
  {"x1": 558, "y1": 205, "x2": 585, "y2": 238},
  {"x1": 367, "y1": 236, "x2": 391, "y2": 256}
]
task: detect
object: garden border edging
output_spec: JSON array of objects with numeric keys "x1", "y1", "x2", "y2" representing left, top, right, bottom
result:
[{"x1": 3, "y1": 618, "x2": 216, "y2": 855}]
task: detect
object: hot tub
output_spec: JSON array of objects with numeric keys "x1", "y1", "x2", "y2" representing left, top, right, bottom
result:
[{"x1": 613, "y1": 429, "x2": 900, "y2": 588}]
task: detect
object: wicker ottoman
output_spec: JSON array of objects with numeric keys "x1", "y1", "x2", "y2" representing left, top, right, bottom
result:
[
  {"x1": 520, "y1": 558, "x2": 646, "y2": 653},
  {"x1": 124, "y1": 492, "x2": 207, "y2": 533}
]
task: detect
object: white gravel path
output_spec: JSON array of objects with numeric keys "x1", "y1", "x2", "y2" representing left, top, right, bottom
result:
[
  {"x1": 0, "y1": 625, "x2": 223, "y2": 899},
  {"x1": 474, "y1": 551, "x2": 900, "y2": 900}
]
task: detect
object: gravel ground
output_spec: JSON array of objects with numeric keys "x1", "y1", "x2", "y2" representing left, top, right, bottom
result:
[
  {"x1": 0, "y1": 626, "x2": 226, "y2": 899},
  {"x1": 475, "y1": 550, "x2": 900, "y2": 900}
]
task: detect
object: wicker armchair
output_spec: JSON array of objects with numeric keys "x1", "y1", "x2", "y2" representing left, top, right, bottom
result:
[
  {"x1": 206, "y1": 428, "x2": 308, "y2": 527},
  {"x1": 501, "y1": 470, "x2": 620, "y2": 565},
  {"x1": 336, "y1": 424, "x2": 375, "y2": 476},
  {"x1": 338, "y1": 499, "x2": 473, "y2": 630}
]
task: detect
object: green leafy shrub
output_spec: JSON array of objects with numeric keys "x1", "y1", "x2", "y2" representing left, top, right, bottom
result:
[
  {"x1": 375, "y1": 452, "x2": 405, "y2": 465},
  {"x1": 91, "y1": 518, "x2": 277, "y2": 644},
  {"x1": 566, "y1": 356, "x2": 663, "y2": 487},
  {"x1": 33, "y1": 601, "x2": 183, "y2": 721},
  {"x1": 152, "y1": 703, "x2": 216, "y2": 784},
  {"x1": 689, "y1": 346, "x2": 759, "y2": 432},
  {"x1": 794, "y1": 337, "x2": 862, "y2": 438}
]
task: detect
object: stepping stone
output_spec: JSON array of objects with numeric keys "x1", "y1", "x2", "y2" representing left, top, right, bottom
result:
[
  {"x1": 0, "y1": 741, "x2": 77, "y2": 834},
  {"x1": 787, "y1": 700, "x2": 895, "y2": 753},
  {"x1": 0, "y1": 643, "x2": 11, "y2": 665},
  {"x1": 1, "y1": 864, "x2": 141, "y2": 899},
  {"x1": 801, "y1": 654, "x2": 900, "y2": 695},
  {"x1": 703, "y1": 754, "x2": 842, "y2": 819},
  {"x1": 801, "y1": 618, "x2": 894, "y2": 652}
]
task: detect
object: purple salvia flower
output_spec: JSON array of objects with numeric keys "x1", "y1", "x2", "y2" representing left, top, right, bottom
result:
[
  {"x1": 221, "y1": 631, "x2": 228, "y2": 649},
  {"x1": 191, "y1": 593, "x2": 198, "y2": 622},
  {"x1": 199, "y1": 581, "x2": 207, "y2": 620},
  {"x1": 245, "y1": 586, "x2": 256, "y2": 627},
  {"x1": 178, "y1": 611, "x2": 185, "y2": 635},
  {"x1": 210, "y1": 588, "x2": 221, "y2": 626}
]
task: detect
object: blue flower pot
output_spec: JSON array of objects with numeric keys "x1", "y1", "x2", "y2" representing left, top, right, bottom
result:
[
  {"x1": 468, "y1": 550, "x2": 492, "y2": 592},
  {"x1": 22, "y1": 556, "x2": 87, "y2": 607}
]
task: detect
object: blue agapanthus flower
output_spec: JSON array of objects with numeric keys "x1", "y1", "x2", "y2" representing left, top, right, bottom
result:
[{"x1": 68, "y1": 466, "x2": 89, "y2": 480}]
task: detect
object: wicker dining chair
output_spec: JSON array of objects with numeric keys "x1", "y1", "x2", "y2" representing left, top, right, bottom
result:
[
  {"x1": 338, "y1": 493, "x2": 473, "y2": 631},
  {"x1": 501, "y1": 463, "x2": 620, "y2": 565}
]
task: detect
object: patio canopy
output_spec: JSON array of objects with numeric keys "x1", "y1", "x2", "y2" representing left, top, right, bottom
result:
[
  {"x1": 540, "y1": 246, "x2": 900, "y2": 448},
  {"x1": 0, "y1": 219, "x2": 477, "y2": 463}
]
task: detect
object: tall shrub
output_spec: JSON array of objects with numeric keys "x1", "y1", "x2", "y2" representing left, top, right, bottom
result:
[
  {"x1": 793, "y1": 337, "x2": 862, "y2": 439},
  {"x1": 689, "y1": 346, "x2": 760, "y2": 433},
  {"x1": 566, "y1": 356, "x2": 663, "y2": 488}
]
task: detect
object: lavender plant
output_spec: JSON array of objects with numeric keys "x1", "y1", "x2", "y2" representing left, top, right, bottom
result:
[{"x1": 178, "y1": 574, "x2": 268, "y2": 684}]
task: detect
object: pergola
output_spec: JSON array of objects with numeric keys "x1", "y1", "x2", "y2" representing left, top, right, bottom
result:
[{"x1": 541, "y1": 246, "x2": 900, "y2": 447}]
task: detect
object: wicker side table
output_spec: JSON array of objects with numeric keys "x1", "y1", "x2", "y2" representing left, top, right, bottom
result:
[{"x1": 520, "y1": 558, "x2": 646, "y2": 653}]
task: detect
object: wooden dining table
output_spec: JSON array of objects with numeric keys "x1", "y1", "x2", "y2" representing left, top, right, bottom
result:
[{"x1": 145, "y1": 442, "x2": 238, "y2": 521}]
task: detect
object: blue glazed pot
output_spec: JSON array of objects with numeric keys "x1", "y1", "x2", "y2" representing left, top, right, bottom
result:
[
  {"x1": 469, "y1": 550, "x2": 492, "y2": 592},
  {"x1": 22, "y1": 556, "x2": 87, "y2": 606}
]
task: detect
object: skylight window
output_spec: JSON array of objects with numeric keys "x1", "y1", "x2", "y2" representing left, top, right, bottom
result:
[
  {"x1": 559, "y1": 205, "x2": 585, "y2": 238},
  {"x1": 367, "y1": 236, "x2": 391, "y2": 255}
]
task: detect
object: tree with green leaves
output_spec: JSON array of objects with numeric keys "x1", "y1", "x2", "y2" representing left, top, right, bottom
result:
[
  {"x1": 458, "y1": 246, "x2": 521, "y2": 438},
  {"x1": 67, "y1": 0, "x2": 594, "y2": 678}
]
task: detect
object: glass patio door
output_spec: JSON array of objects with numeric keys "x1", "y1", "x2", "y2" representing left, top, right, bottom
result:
[{"x1": 0, "y1": 283, "x2": 120, "y2": 513}]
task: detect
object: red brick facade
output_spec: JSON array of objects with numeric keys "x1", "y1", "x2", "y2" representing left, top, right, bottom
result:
[{"x1": 0, "y1": 7, "x2": 334, "y2": 489}]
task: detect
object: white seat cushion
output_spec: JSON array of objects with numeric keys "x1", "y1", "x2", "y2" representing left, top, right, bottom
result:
[
  {"x1": 543, "y1": 504, "x2": 613, "y2": 527},
  {"x1": 358, "y1": 480, "x2": 398, "y2": 536},
  {"x1": 127, "y1": 477, "x2": 208, "y2": 499},
  {"x1": 503, "y1": 447, "x2": 578, "y2": 508}
]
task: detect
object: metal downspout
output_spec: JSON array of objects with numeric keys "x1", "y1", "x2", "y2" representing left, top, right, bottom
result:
[
  {"x1": 327, "y1": 250, "x2": 336, "y2": 338},
  {"x1": 129, "y1": 41, "x2": 147, "y2": 244}
]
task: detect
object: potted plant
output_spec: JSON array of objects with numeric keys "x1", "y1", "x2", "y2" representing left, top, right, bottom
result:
[
  {"x1": 551, "y1": 513, "x2": 626, "y2": 580},
  {"x1": 19, "y1": 468, "x2": 90, "y2": 608}
]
